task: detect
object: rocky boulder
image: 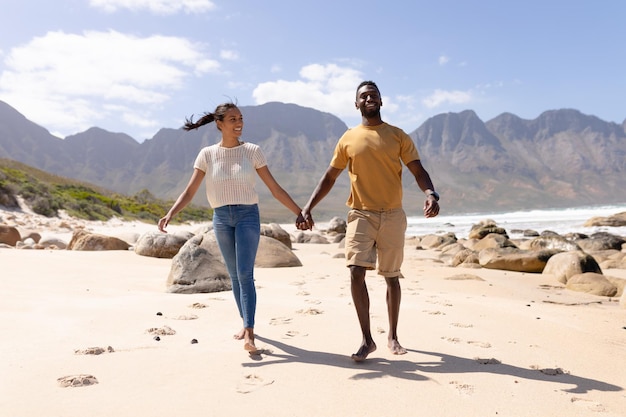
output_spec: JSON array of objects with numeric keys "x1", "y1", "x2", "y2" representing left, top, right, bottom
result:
[
  {"x1": 583, "y1": 211, "x2": 626, "y2": 227},
  {"x1": 420, "y1": 233, "x2": 457, "y2": 249},
  {"x1": 565, "y1": 273, "x2": 618, "y2": 297},
  {"x1": 260, "y1": 223, "x2": 292, "y2": 249},
  {"x1": 478, "y1": 247, "x2": 556, "y2": 273},
  {"x1": 326, "y1": 216, "x2": 347, "y2": 234},
  {"x1": 541, "y1": 251, "x2": 603, "y2": 284},
  {"x1": 527, "y1": 234, "x2": 580, "y2": 252},
  {"x1": 68, "y1": 230, "x2": 130, "y2": 251},
  {"x1": 293, "y1": 231, "x2": 329, "y2": 244},
  {"x1": 0, "y1": 225, "x2": 21, "y2": 246},
  {"x1": 166, "y1": 229, "x2": 302, "y2": 294},
  {"x1": 575, "y1": 232, "x2": 626, "y2": 252},
  {"x1": 254, "y1": 235, "x2": 302, "y2": 268},
  {"x1": 468, "y1": 220, "x2": 508, "y2": 240},
  {"x1": 135, "y1": 230, "x2": 194, "y2": 258}
]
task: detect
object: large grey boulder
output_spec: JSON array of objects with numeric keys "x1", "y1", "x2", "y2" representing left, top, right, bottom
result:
[
  {"x1": 68, "y1": 229, "x2": 130, "y2": 251},
  {"x1": 583, "y1": 212, "x2": 626, "y2": 227},
  {"x1": 260, "y1": 223, "x2": 292, "y2": 249},
  {"x1": 255, "y1": 235, "x2": 302, "y2": 268},
  {"x1": 166, "y1": 232, "x2": 231, "y2": 294},
  {"x1": 478, "y1": 247, "x2": 556, "y2": 273},
  {"x1": 135, "y1": 230, "x2": 194, "y2": 258},
  {"x1": 327, "y1": 216, "x2": 347, "y2": 234},
  {"x1": 166, "y1": 230, "x2": 302, "y2": 294},
  {"x1": 542, "y1": 251, "x2": 603, "y2": 284},
  {"x1": 565, "y1": 273, "x2": 618, "y2": 297}
]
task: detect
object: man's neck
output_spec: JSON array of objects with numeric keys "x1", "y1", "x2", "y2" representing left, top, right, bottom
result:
[{"x1": 361, "y1": 116, "x2": 383, "y2": 127}]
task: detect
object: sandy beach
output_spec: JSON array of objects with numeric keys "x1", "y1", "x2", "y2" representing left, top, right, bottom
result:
[{"x1": 1, "y1": 211, "x2": 626, "y2": 417}]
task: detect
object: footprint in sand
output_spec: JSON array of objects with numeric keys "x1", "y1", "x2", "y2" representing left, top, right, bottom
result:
[
  {"x1": 188, "y1": 302, "x2": 208, "y2": 309},
  {"x1": 570, "y1": 397, "x2": 606, "y2": 412},
  {"x1": 171, "y1": 314, "x2": 198, "y2": 320},
  {"x1": 236, "y1": 373, "x2": 274, "y2": 394},
  {"x1": 74, "y1": 346, "x2": 114, "y2": 355},
  {"x1": 467, "y1": 340, "x2": 492, "y2": 348},
  {"x1": 449, "y1": 381, "x2": 474, "y2": 396},
  {"x1": 530, "y1": 365, "x2": 568, "y2": 376},
  {"x1": 425, "y1": 300, "x2": 453, "y2": 307},
  {"x1": 289, "y1": 280, "x2": 306, "y2": 286},
  {"x1": 475, "y1": 357, "x2": 501, "y2": 365},
  {"x1": 443, "y1": 337, "x2": 461, "y2": 344},
  {"x1": 146, "y1": 325, "x2": 176, "y2": 336},
  {"x1": 296, "y1": 308, "x2": 323, "y2": 315},
  {"x1": 450, "y1": 323, "x2": 473, "y2": 328},
  {"x1": 269, "y1": 317, "x2": 292, "y2": 325},
  {"x1": 422, "y1": 310, "x2": 446, "y2": 315},
  {"x1": 305, "y1": 299, "x2": 321, "y2": 305},
  {"x1": 57, "y1": 374, "x2": 99, "y2": 388},
  {"x1": 445, "y1": 274, "x2": 485, "y2": 281},
  {"x1": 296, "y1": 290, "x2": 310, "y2": 296}
]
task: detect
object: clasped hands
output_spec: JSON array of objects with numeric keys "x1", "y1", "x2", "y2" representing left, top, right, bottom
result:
[{"x1": 296, "y1": 211, "x2": 314, "y2": 230}]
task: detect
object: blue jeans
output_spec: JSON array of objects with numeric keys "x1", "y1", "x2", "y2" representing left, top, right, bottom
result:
[{"x1": 212, "y1": 204, "x2": 260, "y2": 329}]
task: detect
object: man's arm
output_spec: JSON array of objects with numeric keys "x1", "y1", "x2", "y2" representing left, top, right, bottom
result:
[
  {"x1": 300, "y1": 166, "x2": 343, "y2": 229},
  {"x1": 406, "y1": 160, "x2": 440, "y2": 218}
]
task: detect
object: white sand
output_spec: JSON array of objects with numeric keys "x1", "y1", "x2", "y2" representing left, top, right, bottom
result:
[{"x1": 1, "y1": 210, "x2": 626, "y2": 417}]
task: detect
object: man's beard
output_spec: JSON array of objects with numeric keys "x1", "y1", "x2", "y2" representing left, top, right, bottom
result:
[{"x1": 362, "y1": 106, "x2": 380, "y2": 118}]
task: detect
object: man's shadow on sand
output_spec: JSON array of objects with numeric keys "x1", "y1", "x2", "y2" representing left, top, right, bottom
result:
[{"x1": 246, "y1": 336, "x2": 622, "y2": 394}]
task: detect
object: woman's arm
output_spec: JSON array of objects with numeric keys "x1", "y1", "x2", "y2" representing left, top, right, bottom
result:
[
  {"x1": 158, "y1": 168, "x2": 205, "y2": 232},
  {"x1": 256, "y1": 165, "x2": 307, "y2": 227}
]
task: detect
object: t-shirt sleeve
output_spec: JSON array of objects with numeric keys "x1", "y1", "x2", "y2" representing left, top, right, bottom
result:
[
  {"x1": 400, "y1": 131, "x2": 421, "y2": 164},
  {"x1": 193, "y1": 148, "x2": 209, "y2": 172},
  {"x1": 329, "y1": 132, "x2": 349, "y2": 169},
  {"x1": 252, "y1": 144, "x2": 268, "y2": 169}
]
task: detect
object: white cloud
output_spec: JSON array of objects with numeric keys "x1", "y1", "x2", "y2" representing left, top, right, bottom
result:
[
  {"x1": 252, "y1": 63, "x2": 364, "y2": 118},
  {"x1": 422, "y1": 89, "x2": 472, "y2": 109},
  {"x1": 220, "y1": 49, "x2": 239, "y2": 60},
  {"x1": 0, "y1": 30, "x2": 219, "y2": 137},
  {"x1": 438, "y1": 55, "x2": 449, "y2": 66},
  {"x1": 89, "y1": 0, "x2": 215, "y2": 14}
]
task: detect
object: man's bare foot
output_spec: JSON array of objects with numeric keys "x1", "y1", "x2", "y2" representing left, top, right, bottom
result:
[
  {"x1": 388, "y1": 339, "x2": 407, "y2": 355},
  {"x1": 351, "y1": 342, "x2": 377, "y2": 362},
  {"x1": 233, "y1": 328, "x2": 245, "y2": 340}
]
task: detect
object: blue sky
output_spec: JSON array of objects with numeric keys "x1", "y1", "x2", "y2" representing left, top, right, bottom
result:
[{"x1": 1, "y1": 0, "x2": 624, "y2": 142}]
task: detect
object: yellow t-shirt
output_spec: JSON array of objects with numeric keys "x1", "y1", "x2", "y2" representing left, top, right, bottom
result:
[{"x1": 330, "y1": 123, "x2": 420, "y2": 210}]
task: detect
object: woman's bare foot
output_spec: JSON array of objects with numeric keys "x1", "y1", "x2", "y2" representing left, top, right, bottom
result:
[
  {"x1": 388, "y1": 338, "x2": 407, "y2": 355},
  {"x1": 233, "y1": 328, "x2": 245, "y2": 340},
  {"x1": 243, "y1": 328, "x2": 259, "y2": 354},
  {"x1": 351, "y1": 341, "x2": 377, "y2": 362}
]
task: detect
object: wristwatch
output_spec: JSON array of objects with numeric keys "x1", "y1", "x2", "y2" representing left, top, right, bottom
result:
[{"x1": 426, "y1": 190, "x2": 440, "y2": 201}]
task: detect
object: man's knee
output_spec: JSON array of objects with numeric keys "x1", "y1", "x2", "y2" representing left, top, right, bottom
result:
[
  {"x1": 385, "y1": 276, "x2": 400, "y2": 286},
  {"x1": 349, "y1": 265, "x2": 366, "y2": 280}
]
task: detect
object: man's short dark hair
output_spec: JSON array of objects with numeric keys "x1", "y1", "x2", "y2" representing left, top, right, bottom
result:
[{"x1": 356, "y1": 81, "x2": 380, "y2": 98}]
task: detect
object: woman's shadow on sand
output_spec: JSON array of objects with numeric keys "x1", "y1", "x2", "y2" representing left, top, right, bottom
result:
[{"x1": 246, "y1": 336, "x2": 622, "y2": 394}]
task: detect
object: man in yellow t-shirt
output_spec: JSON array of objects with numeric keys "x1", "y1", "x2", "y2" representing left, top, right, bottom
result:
[{"x1": 300, "y1": 81, "x2": 440, "y2": 361}]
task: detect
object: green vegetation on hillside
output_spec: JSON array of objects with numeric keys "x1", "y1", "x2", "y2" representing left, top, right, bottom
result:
[{"x1": 0, "y1": 159, "x2": 212, "y2": 224}]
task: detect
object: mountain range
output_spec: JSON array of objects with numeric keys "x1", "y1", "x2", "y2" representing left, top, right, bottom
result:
[{"x1": 1, "y1": 100, "x2": 625, "y2": 221}]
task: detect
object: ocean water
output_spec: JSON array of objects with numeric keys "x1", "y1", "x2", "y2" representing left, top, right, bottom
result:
[{"x1": 406, "y1": 203, "x2": 626, "y2": 239}]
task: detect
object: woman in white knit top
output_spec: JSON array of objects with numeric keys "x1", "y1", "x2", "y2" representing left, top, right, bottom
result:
[{"x1": 158, "y1": 102, "x2": 308, "y2": 354}]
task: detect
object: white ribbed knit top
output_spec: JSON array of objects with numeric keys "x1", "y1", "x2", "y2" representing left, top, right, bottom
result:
[{"x1": 193, "y1": 142, "x2": 267, "y2": 208}]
